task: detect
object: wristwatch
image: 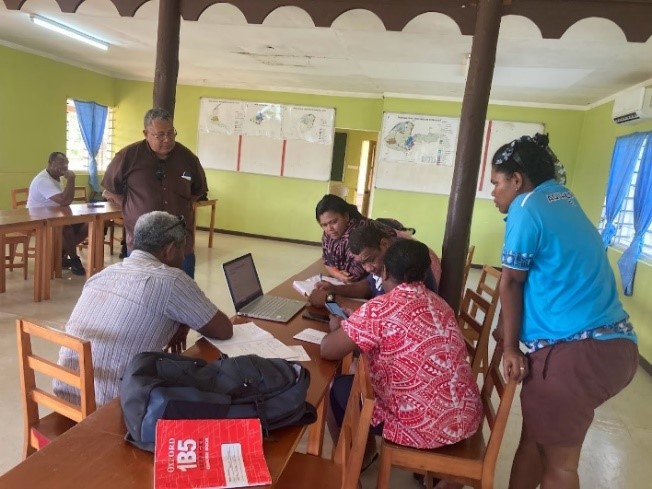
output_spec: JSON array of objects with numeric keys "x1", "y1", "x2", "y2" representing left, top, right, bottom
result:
[{"x1": 325, "y1": 292, "x2": 336, "y2": 303}]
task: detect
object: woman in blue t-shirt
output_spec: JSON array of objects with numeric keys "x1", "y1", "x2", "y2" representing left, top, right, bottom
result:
[{"x1": 490, "y1": 133, "x2": 638, "y2": 489}]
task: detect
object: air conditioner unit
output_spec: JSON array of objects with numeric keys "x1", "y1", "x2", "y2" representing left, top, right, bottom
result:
[{"x1": 612, "y1": 87, "x2": 652, "y2": 124}]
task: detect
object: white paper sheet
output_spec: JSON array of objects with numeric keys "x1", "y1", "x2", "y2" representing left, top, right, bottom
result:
[
  {"x1": 286, "y1": 345, "x2": 311, "y2": 362},
  {"x1": 293, "y1": 328, "x2": 327, "y2": 345}
]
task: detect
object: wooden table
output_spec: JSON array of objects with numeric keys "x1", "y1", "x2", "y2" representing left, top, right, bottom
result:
[
  {"x1": 0, "y1": 210, "x2": 46, "y2": 302},
  {"x1": 21, "y1": 203, "x2": 122, "y2": 300},
  {"x1": 193, "y1": 198, "x2": 217, "y2": 248},
  {"x1": 0, "y1": 260, "x2": 341, "y2": 488}
]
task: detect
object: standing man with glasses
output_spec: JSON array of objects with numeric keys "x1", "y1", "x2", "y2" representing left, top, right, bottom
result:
[{"x1": 102, "y1": 108, "x2": 208, "y2": 278}]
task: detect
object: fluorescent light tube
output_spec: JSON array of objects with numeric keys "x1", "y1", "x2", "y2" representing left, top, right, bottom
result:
[{"x1": 30, "y1": 14, "x2": 109, "y2": 51}]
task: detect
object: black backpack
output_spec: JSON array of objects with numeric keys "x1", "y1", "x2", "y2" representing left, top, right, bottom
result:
[{"x1": 119, "y1": 352, "x2": 317, "y2": 452}]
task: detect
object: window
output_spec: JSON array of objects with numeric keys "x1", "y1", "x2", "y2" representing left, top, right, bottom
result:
[
  {"x1": 65, "y1": 99, "x2": 113, "y2": 172},
  {"x1": 598, "y1": 138, "x2": 652, "y2": 260}
]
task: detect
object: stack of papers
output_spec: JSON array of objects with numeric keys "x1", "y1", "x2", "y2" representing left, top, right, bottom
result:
[
  {"x1": 205, "y1": 322, "x2": 310, "y2": 361},
  {"x1": 292, "y1": 274, "x2": 344, "y2": 297}
]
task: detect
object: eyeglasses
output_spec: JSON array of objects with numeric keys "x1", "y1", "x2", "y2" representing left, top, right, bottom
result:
[
  {"x1": 155, "y1": 160, "x2": 166, "y2": 181},
  {"x1": 494, "y1": 137, "x2": 531, "y2": 167},
  {"x1": 162, "y1": 215, "x2": 186, "y2": 235},
  {"x1": 149, "y1": 129, "x2": 177, "y2": 142}
]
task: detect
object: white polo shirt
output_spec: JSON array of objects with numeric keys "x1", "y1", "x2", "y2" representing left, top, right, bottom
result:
[{"x1": 26, "y1": 169, "x2": 62, "y2": 208}]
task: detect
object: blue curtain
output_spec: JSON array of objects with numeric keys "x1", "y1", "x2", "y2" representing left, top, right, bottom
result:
[
  {"x1": 73, "y1": 100, "x2": 108, "y2": 193},
  {"x1": 601, "y1": 133, "x2": 648, "y2": 247},
  {"x1": 618, "y1": 136, "x2": 652, "y2": 295}
]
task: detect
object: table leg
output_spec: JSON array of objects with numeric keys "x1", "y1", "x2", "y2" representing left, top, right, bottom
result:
[
  {"x1": 86, "y1": 219, "x2": 96, "y2": 279},
  {"x1": 53, "y1": 227, "x2": 62, "y2": 279},
  {"x1": 33, "y1": 223, "x2": 44, "y2": 302},
  {"x1": 0, "y1": 233, "x2": 5, "y2": 294},
  {"x1": 306, "y1": 396, "x2": 327, "y2": 456},
  {"x1": 93, "y1": 217, "x2": 105, "y2": 274},
  {"x1": 43, "y1": 224, "x2": 54, "y2": 300},
  {"x1": 208, "y1": 202, "x2": 216, "y2": 248}
]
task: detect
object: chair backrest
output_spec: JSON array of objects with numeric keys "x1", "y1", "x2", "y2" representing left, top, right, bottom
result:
[
  {"x1": 480, "y1": 343, "x2": 517, "y2": 487},
  {"x1": 473, "y1": 265, "x2": 502, "y2": 321},
  {"x1": 16, "y1": 319, "x2": 96, "y2": 451},
  {"x1": 11, "y1": 188, "x2": 29, "y2": 209},
  {"x1": 73, "y1": 186, "x2": 88, "y2": 203},
  {"x1": 333, "y1": 355, "x2": 376, "y2": 489},
  {"x1": 461, "y1": 244, "x2": 476, "y2": 290},
  {"x1": 458, "y1": 288, "x2": 494, "y2": 378}
]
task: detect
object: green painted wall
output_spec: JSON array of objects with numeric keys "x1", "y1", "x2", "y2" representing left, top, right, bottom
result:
[
  {"x1": 573, "y1": 101, "x2": 652, "y2": 362},
  {"x1": 0, "y1": 46, "x2": 114, "y2": 209}
]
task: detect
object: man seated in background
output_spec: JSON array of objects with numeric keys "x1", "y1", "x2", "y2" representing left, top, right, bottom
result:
[
  {"x1": 309, "y1": 224, "x2": 441, "y2": 306},
  {"x1": 54, "y1": 211, "x2": 233, "y2": 407},
  {"x1": 26, "y1": 151, "x2": 87, "y2": 275}
]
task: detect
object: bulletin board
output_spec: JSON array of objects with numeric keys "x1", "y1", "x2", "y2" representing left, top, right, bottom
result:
[
  {"x1": 197, "y1": 98, "x2": 335, "y2": 181},
  {"x1": 374, "y1": 111, "x2": 544, "y2": 198}
]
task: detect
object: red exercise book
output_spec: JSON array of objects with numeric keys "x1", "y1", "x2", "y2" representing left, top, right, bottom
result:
[{"x1": 154, "y1": 418, "x2": 272, "y2": 488}]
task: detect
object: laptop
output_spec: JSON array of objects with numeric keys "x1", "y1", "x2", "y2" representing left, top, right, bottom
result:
[{"x1": 223, "y1": 253, "x2": 306, "y2": 323}]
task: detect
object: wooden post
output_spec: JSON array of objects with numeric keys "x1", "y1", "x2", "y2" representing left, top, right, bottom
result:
[
  {"x1": 439, "y1": 0, "x2": 503, "y2": 313},
  {"x1": 152, "y1": 0, "x2": 180, "y2": 116}
]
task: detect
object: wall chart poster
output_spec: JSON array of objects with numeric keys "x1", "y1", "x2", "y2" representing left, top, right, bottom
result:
[
  {"x1": 197, "y1": 98, "x2": 335, "y2": 181},
  {"x1": 374, "y1": 111, "x2": 543, "y2": 198}
]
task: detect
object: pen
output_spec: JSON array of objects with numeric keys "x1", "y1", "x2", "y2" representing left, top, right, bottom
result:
[{"x1": 319, "y1": 273, "x2": 323, "y2": 282}]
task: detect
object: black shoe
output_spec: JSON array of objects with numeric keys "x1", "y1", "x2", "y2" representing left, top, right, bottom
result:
[
  {"x1": 62, "y1": 257, "x2": 72, "y2": 268},
  {"x1": 70, "y1": 257, "x2": 86, "y2": 276},
  {"x1": 413, "y1": 473, "x2": 441, "y2": 488}
]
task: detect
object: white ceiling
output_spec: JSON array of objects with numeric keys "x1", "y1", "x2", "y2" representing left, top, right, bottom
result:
[{"x1": 1, "y1": 0, "x2": 652, "y2": 107}]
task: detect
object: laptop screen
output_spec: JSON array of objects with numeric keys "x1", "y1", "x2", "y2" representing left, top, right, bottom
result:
[{"x1": 223, "y1": 254, "x2": 264, "y2": 310}]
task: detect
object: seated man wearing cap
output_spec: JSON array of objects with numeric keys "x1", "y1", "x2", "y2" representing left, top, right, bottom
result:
[{"x1": 54, "y1": 211, "x2": 233, "y2": 407}]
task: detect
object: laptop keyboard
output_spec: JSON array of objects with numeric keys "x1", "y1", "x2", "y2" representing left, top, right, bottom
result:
[{"x1": 253, "y1": 295, "x2": 291, "y2": 316}]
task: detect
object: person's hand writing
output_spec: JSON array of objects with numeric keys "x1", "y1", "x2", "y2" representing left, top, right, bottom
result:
[
  {"x1": 309, "y1": 288, "x2": 329, "y2": 307},
  {"x1": 165, "y1": 324, "x2": 190, "y2": 354},
  {"x1": 314, "y1": 281, "x2": 335, "y2": 291},
  {"x1": 502, "y1": 346, "x2": 528, "y2": 382}
]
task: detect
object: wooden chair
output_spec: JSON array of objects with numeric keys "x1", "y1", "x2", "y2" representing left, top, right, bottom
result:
[
  {"x1": 6, "y1": 188, "x2": 32, "y2": 278},
  {"x1": 468, "y1": 265, "x2": 502, "y2": 371},
  {"x1": 462, "y1": 244, "x2": 476, "y2": 290},
  {"x1": 458, "y1": 288, "x2": 494, "y2": 379},
  {"x1": 16, "y1": 319, "x2": 96, "y2": 458},
  {"x1": 276, "y1": 355, "x2": 376, "y2": 489},
  {"x1": 473, "y1": 265, "x2": 502, "y2": 326},
  {"x1": 377, "y1": 344, "x2": 517, "y2": 489},
  {"x1": 72, "y1": 186, "x2": 87, "y2": 203},
  {"x1": 4, "y1": 234, "x2": 29, "y2": 280},
  {"x1": 11, "y1": 187, "x2": 29, "y2": 208},
  {"x1": 458, "y1": 244, "x2": 476, "y2": 311}
]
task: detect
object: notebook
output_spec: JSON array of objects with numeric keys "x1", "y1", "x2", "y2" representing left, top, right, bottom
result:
[{"x1": 223, "y1": 254, "x2": 306, "y2": 323}]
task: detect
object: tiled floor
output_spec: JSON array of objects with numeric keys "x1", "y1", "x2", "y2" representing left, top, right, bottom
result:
[{"x1": 0, "y1": 232, "x2": 650, "y2": 488}]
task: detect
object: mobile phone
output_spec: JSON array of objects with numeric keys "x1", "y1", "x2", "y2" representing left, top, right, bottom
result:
[
  {"x1": 302, "y1": 312, "x2": 329, "y2": 324},
  {"x1": 325, "y1": 302, "x2": 348, "y2": 319}
]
